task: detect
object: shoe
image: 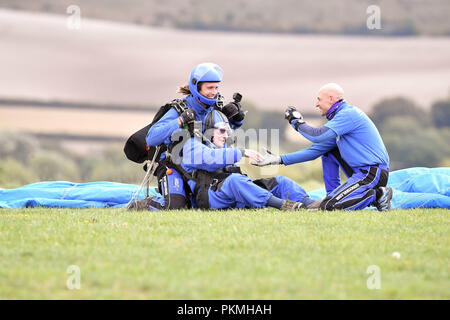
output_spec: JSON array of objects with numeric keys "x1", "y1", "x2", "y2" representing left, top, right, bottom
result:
[
  {"x1": 127, "y1": 197, "x2": 154, "y2": 210},
  {"x1": 375, "y1": 187, "x2": 393, "y2": 211},
  {"x1": 306, "y1": 200, "x2": 322, "y2": 210},
  {"x1": 280, "y1": 199, "x2": 305, "y2": 210}
]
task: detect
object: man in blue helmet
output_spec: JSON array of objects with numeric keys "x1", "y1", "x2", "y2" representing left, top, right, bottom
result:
[
  {"x1": 253, "y1": 83, "x2": 393, "y2": 211},
  {"x1": 144, "y1": 63, "x2": 246, "y2": 210},
  {"x1": 171, "y1": 110, "x2": 315, "y2": 210}
]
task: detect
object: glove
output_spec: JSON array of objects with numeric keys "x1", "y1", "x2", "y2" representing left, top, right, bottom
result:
[
  {"x1": 251, "y1": 148, "x2": 282, "y2": 166},
  {"x1": 223, "y1": 102, "x2": 245, "y2": 122},
  {"x1": 178, "y1": 108, "x2": 196, "y2": 127},
  {"x1": 239, "y1": 148, "x2": 263, "y2": 162},
  {"x1": 284, "y1": 106, "x2": 305, "y2": 125}
]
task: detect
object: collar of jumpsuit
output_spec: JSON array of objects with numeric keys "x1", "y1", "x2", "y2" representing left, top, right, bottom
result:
[
  {"x1": 326, "y1": 99, "x2": 345, "y2": 120},
  {"x1": 184, "y1": 94, "x2": 215, "y2": 120}
]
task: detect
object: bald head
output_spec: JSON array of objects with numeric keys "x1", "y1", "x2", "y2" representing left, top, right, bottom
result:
[
  {"x1": 318, "y1": 83, "x2": 344, "y2": 100},
  {"x1": 316, "y1": 83, "x2": 345, "y2": 117}
]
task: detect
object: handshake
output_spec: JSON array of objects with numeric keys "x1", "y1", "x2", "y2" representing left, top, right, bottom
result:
[
  {"x1": 238, "y1": 148, "x2": 281, "y2": 166},
  {"x1": 250, "y1": 148, "x2": 282, "y2": 166}
]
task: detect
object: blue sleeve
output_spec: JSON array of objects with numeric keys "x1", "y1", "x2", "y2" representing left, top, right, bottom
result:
[
  {"x1": 281, "y1": 139, "x2": 337, "y2": 165},
  {"x1": 146, "y1": 108, "x2": 180, "y2": 146},
  {"x1": 293, "y1": 122, "x2": 337, "y2": 143},
  {"x1": 182, "y1": 138, "x2": 243, "y2": 172},
  {"x1": 324, "y1": 109, "x2": 356, "y2": 136}
]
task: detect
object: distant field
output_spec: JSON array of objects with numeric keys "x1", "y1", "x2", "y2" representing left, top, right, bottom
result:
[
  {"x1": 0, "y1": 9, "x2": 449, "y2": 114},
  {"x1": 1, "y1": 208, "x2": 448, "y2": 299},
  {"x1": 0, "y1": 105, "x2": 155, "y2": 138}
]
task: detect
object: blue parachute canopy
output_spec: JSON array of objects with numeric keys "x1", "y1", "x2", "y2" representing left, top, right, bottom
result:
[
  {"x1": 0, "y1": 181, "x2": 159, "y2": 209},
  {"x1": 0, "y1": 167, "x2": 449, "y2": 209}
]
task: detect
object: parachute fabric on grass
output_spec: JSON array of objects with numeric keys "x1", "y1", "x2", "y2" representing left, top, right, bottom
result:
[
  {"x1": 0, "y1": 181, "x2": 159, "y2": 209},
  {"x1": 0, "y1": 168, "x2": 448, "y2": 209}
]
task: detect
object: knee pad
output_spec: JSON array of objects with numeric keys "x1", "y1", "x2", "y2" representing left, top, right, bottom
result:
[
  {"x1": 165, "y1": 193, "x2": 187, "y2": 210},
  {"x1": 253, "y1": 177, "x2": 278, "y2": 191}
]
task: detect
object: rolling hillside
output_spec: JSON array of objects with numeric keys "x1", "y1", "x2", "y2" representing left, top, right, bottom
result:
[{"x1": 0, "y1": 8, "x2": 449, "y2": 143}]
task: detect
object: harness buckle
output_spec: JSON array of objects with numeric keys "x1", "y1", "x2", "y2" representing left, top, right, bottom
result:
[{"x1": 211, "y1": 178, "x2": 219, "y2": 188}]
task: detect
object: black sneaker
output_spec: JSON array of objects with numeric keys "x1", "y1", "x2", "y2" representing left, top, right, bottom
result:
[
  {"x1": 127, "y1": 197, "x2": 154, "y2": 211},
  {"x1": 280, "y1": 199, "x2": 305, "y2": 210},
  {"x1": 375, "y1": 187, "x2": 393, "y2": 211}
]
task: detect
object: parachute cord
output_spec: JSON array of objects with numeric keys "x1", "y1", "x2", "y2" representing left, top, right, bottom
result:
[{"x1": 126, "y1": 146, "x2": 160, "y2": 209}]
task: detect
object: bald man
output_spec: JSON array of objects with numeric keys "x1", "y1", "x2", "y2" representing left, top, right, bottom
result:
[{"x1": 254, "y1": 83, "x2": 393, "y2": 211}]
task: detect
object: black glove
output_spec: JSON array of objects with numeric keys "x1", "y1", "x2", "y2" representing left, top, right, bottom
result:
[
  {"x1": 284, "y1": 106, "x2": 305, "y2": 125},
  {"x1": 222, "y1": 102, "x2": 245, "y2": 122},
  {"x1": 178, "y1": 109, "x2": 196, "y2": 127},
  {"x1": 222, "y1": 102, "x2": 239, "y2": 119},
  {"x1": 232, "y1": 109, "x2": 245, "y2": 122}
]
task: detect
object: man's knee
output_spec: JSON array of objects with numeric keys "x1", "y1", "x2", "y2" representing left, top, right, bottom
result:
[
  {"x1": 275, "y1": 175, "x2": 295, "y2": 185},
  {"x1": 320, "y1": 189, "x2": 376, "y2": 211},
  {"x1": 226, "y1": 173, "x2": 251, "y2": 187},
  {"x1": 253, "y1": 177, "x2": 279, "y2": 190},
  {"x1": 319, "y1": 196, "x2": 335, "y2": 211}
]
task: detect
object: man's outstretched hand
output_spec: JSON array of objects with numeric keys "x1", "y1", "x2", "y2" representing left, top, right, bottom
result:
[
  {"x1": 251, "y1": 148, "x2": 282, "y2": 166},
  {"x1": 240, "y1": 149, "x2": 263, "y2": 162}
]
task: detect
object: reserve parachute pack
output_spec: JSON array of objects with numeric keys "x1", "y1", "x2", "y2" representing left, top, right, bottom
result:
[{"x1": 123, "y1": 99, "x2": 188, "y2": 165}]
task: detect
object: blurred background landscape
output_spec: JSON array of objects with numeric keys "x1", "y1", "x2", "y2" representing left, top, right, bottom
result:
[{"x1": 0, "y1": 0, "x2": 449, "y2": 189}]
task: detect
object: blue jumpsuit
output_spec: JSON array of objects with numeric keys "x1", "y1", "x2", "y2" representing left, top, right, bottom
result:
[
  {"x1": 281, "y1": 139, "x2": 354, "y2": 195},
  {"x1": 179, "y1": 138, "x2": 311, "y2": 209},
  {"x1": 145, "y1": 95, "x2": 242, "y2": 209},
  {"x1": 286, "y1": 101, "x2": 390, "y2": 210}
]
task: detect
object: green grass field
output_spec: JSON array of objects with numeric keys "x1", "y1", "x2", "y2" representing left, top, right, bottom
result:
[{"x1": 0, "y1": 208, "x2": 448, "y2": 299}]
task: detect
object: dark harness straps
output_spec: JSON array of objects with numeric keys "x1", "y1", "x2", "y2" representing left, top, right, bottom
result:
[
  {"x1": 327, "y1": 147, "x2": 354, "y2": 178},
  {"x1": 192, "y1": 167, "x2": 243, "y2": 209}
]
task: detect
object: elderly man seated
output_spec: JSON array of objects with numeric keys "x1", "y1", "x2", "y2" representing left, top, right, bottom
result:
[{"x1": 130, "y1": 110, "x2": 315, "y2": 211}]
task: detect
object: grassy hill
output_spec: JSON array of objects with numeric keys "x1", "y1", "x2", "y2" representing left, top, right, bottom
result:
[{"x1": 1, "y1": 0, "x2": 450, "y2": 36}]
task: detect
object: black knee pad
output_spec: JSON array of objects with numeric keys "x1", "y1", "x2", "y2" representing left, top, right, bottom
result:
[
  {"x1": 165, "y1": 193, "x2": 187, "y2": 210},
  {"x1": 252, "y1": 177, "x2": 278, "y2": 191}
]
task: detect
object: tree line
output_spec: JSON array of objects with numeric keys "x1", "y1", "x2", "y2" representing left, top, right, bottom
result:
[{"x1": 0, "y1": 95, "x2": 449, "y2": 189}]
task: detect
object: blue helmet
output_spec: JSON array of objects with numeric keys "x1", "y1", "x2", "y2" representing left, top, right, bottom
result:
[{"x1": 189, "y1": 63, "x2": 223, "y2": 106}]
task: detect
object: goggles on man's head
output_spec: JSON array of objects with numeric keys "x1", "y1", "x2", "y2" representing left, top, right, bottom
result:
[{"x1": 214, "y1": 122, "x2": 232, "y2": 135}]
